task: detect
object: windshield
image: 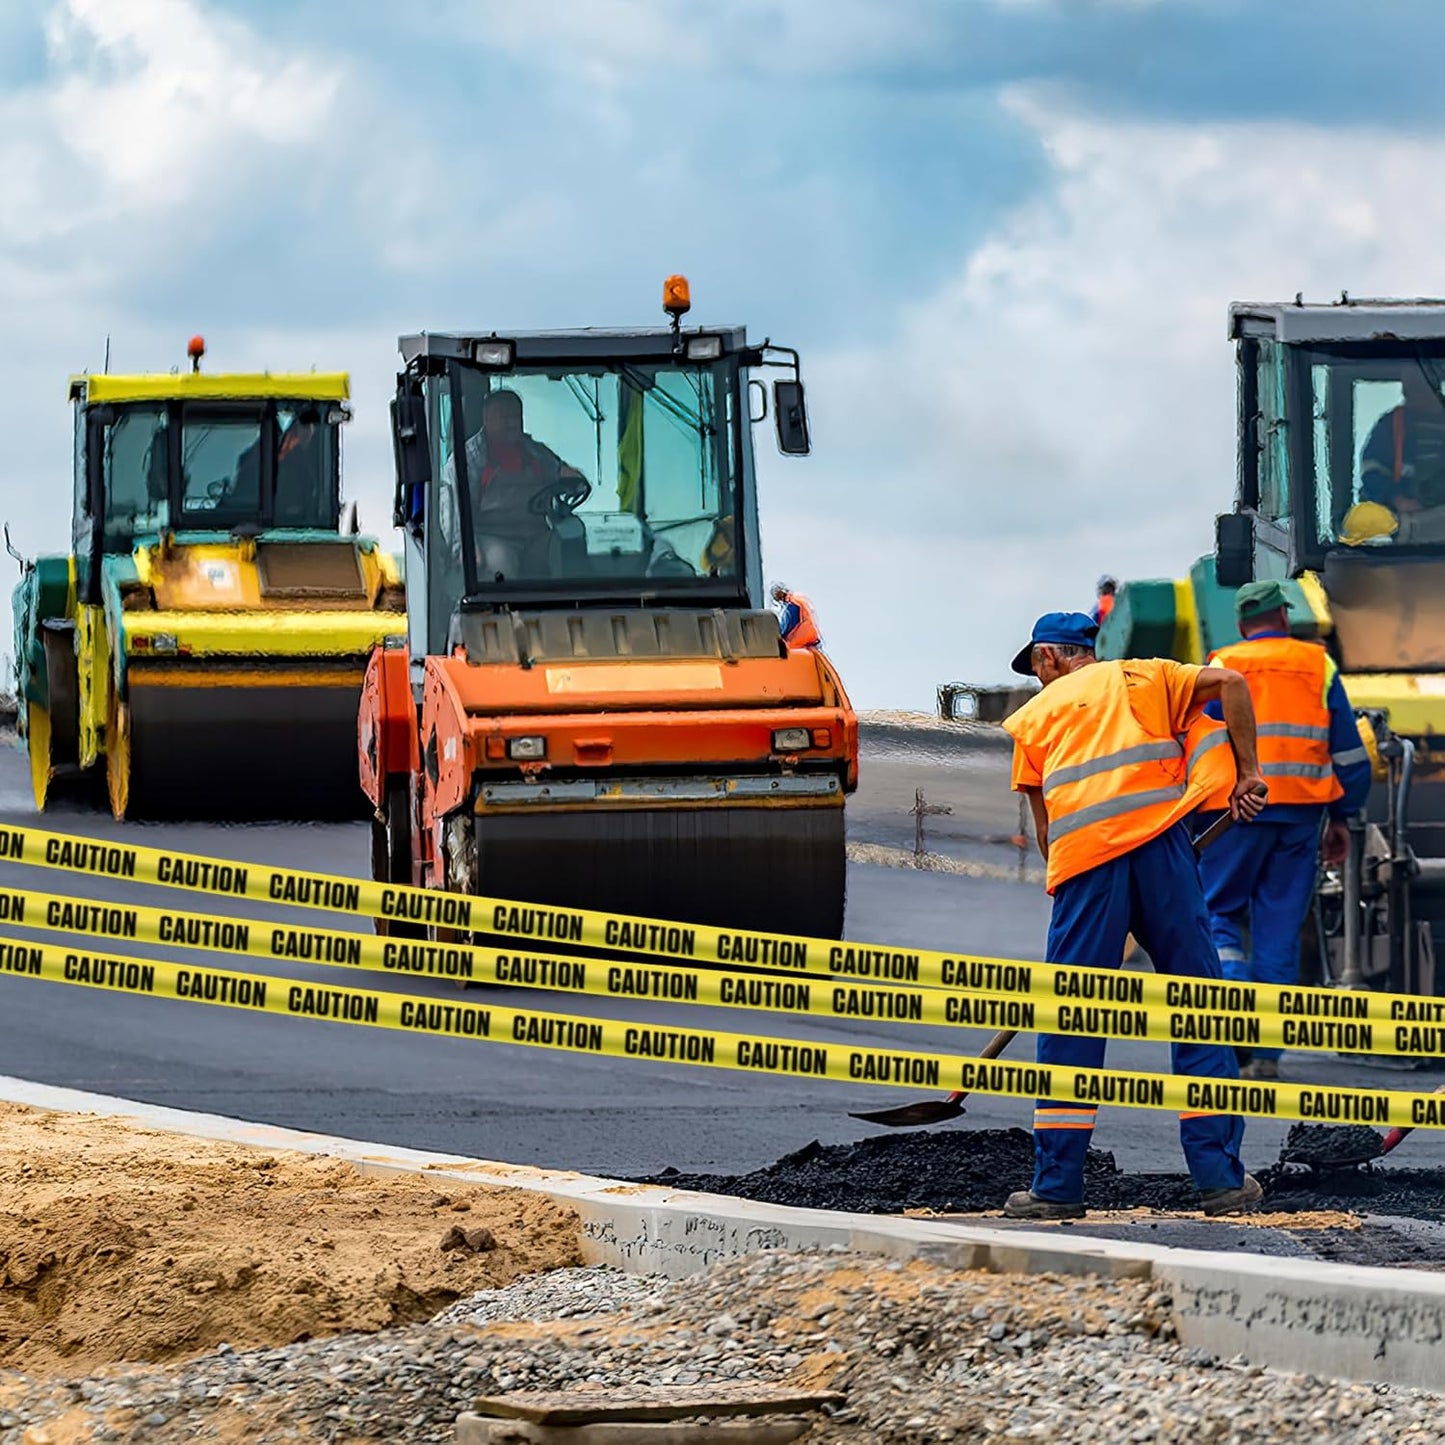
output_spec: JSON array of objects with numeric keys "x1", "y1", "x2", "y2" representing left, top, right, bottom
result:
[
  {"x1": 1305, "y1": 345, "x2": 1445, "y2": 551},
  {"x1": 95, "y1": 401, "x2": 340, "y2": 548},
  {"x1": 181, "y1": 404, "x2": 337, "y2": 530},
  {"x1": 435, "y1": 359, "x2": 741, "y2": 601}
]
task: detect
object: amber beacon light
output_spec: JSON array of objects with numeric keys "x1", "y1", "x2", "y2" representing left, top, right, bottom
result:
[{"x1": 662, "y1": 274, "x2": 691, "y2": 318}]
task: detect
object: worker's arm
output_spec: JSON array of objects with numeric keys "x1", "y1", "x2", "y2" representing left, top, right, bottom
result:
[
  {"x1": 1192, "y1": 666, "x2": 1268, "y2": 820},
  {"x1": 1321, "y1": 668, "x2": 1372, "y2": 865},
  {"x1": 1023, "y1": 786, "x2": 1049, "y2": 860},
  {"x1": 1008, "y1": 739, "x2": 1048, "y2": 859}
]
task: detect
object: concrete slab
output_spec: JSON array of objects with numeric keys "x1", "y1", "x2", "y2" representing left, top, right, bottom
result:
[{"x1": 0, "y1": 1074, "x2": 1442, "y2": 1393}]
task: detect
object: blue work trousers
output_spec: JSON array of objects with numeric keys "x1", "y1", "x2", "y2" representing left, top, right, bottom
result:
[
  {"x1": 1198, "y1": 813, "x2": 1321, "y2": 1062},
  {"x1": 1033, "y1": 822, "x2": 1246, "y2": 1202}
]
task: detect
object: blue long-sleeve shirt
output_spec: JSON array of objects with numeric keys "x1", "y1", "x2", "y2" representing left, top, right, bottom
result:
[{"x1": 1204, "y1": 631, "x2": 1373, "y2": 823}]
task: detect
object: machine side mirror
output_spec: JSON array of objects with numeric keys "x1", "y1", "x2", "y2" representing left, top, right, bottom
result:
[
  {"x1": 774, "y1": 380, "x2": 810, "y2": 456},
  {"x1": 1215, "y1": 511, "x2": 1254, "y2": 588},
  {"x1": 390, "y1": 390, "x2": 431, "y2": 533}
]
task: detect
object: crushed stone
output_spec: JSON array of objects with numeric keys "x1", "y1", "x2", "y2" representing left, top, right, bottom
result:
[{"x1": 2, "y1": 1250, "x2": 1441, "y2": 1443}]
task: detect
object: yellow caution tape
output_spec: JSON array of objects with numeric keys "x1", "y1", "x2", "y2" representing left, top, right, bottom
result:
[
  {"x1": 1, "y1": 933, "x2": 1439, "y2": 1130},
  {"x1": 0, "y1": 883, "x2": 1428, "y2": 1058},
  {"x1": 2, "y1": 823, "x2": 1440, "y2": 1033}
]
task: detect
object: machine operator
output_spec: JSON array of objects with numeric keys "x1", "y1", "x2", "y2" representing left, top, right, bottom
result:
[{"x1": 447, "y1": 389, "x2": 589, "y2": 579}]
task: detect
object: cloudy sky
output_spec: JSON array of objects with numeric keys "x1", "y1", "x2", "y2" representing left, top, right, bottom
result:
[{"x1": 3, "y1": 0, "x2": 1444, "y2": 708}]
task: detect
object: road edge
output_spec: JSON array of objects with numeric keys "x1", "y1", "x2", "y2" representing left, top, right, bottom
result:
[{"x1": 0, "y1": 1074, "x2": 1441, "y2": 1393}]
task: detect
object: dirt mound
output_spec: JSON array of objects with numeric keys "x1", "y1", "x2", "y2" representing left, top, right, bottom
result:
[
  {"x1": 643, "y1": 1127, "x2": 1445, "y2": 1220},
  {"x1": 0, "y1": 1104, "x2": 580, "y2": 1375}
]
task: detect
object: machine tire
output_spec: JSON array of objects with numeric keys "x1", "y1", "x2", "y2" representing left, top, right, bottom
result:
[
  {"x1": 371, "y1": 782, "x2": 425, "y2": 938},
  {"x1": 26, "y1": 703, "x2": 53, "y2": 812},
  {"x1": 105, "y1": 695, "x2": 133, "y2": 822}
]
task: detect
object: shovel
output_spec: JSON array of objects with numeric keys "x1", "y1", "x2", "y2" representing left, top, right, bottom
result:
[
  {"x1": 1283, "y1": 1083, "x2": 1445, "y2": 1171},
  {"x1": 851, "y1": 788, "x2": 1264, "y2": 1130},
  {"x1": 848, "y1": 1025, "x2": 1019, "y2": 1128}
]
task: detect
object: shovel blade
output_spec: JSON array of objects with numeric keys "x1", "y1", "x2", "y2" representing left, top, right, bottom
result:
[{"x1": 848, "y1": 1098, "x2": 967, "y2": 1128}]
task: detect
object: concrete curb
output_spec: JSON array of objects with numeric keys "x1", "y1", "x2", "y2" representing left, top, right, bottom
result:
[{"x1": 2, "y1": 1075, "x2": 1443, "y2": 1392}]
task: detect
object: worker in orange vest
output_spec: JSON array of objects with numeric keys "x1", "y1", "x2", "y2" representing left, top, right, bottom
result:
[
  {"x1": 1091, "y1": 575, "x2": 1118, "y2": 626},
  {"x1": 1196, "y1": 580, "x2": 1372, "y2": 1081},
  {"x1": 770, "y1": 583, "x2": 821, "y2": 648},
  {"x1": 1001, "y1": 611, "x2": 1267, "y2": 1219}
]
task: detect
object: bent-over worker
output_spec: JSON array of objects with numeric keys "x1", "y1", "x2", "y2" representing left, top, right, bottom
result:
[
  {"x1": 1196, "y1": 580, "x2": 1372, "y2": 1081},
  {"x1": 1001, "y1": 611, "x2": 1268, "y2": 1219}
]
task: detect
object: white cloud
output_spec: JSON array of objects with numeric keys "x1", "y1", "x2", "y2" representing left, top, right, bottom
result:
[
  {"x1": 768, "y1": 87, "x2": 1445, "y2": 706},
  {"x1": 446, "y1": 0, "x2": 954, "y2": 91},
  {"x1": 0, "y1": 0, "x2": 346, "y2": 568},
  {"x1": 0, "y1": 0, "x2": 338, "y2": 250}
]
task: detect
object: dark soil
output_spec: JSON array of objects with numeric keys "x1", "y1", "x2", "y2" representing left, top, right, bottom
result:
[{"x1": 639, "y1": 1127, "x2": 1445, "y2": 1223}]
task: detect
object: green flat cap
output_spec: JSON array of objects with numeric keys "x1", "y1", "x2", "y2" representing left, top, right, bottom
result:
[{"x1": 1235, "y1": 579, "x2": 1289, "y2": 619}]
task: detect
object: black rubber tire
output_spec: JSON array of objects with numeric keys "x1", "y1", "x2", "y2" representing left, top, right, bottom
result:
[{"x1": 372, "y1": 782, "x2": 426, "y2": 938}]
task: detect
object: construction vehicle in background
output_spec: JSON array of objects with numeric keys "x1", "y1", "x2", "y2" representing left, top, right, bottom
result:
[
  {"x1": 359, "y1": 277, "x2": 858, "y2": 938},
  {"x1": 1100, "y1": 296, "x2": 1445, "y2": 1001},
  {"x1": 12, "y1": 339, "x2": 407, "y2": 819}
]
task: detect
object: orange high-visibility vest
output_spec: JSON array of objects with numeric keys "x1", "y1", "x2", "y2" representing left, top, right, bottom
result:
[
  {"x1": 1004, "y1": 661, "x2": 1231, "y2": 892},
  {"x1": 1204, "y1": 636, "x2": 1342, "y2": 809},
  {"x1": 782, "y1": 592, "x2": 821, "y2": 648}
]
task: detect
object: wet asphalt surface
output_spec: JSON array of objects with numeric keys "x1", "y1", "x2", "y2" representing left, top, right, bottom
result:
[{"x1": 1, "y1": 724, "x2": 1445, "y2": 1264}]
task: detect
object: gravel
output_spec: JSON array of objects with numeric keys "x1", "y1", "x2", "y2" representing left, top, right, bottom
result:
[{"x1": 2, "y1": 1250, "x2": 1442, "y2": 1443}]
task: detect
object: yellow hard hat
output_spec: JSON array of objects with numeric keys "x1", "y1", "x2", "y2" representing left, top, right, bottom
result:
[{"x1": 1340, "y1": 501, "x2": 1398, "y2": 546}]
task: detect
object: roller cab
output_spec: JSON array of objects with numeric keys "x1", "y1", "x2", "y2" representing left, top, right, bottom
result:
[
  {"x1": 362, "y1": 282, "x2": 858, "y2": 938},
  {"x1": 1099, "y1": 297, "x2": 1445, "y2": 1000},
  {"x1": 11, "y1": 345, "x2": 406, "y2": 820}
]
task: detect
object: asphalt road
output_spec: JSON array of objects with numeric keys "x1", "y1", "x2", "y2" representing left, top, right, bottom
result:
[{"x1": 0, "y1": 735, "x2": 1442, "y2": 1185}]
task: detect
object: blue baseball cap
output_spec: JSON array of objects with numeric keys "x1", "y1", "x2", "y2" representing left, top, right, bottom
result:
[{"x1": 1010, "y1": 611, "x2": 1099, "y2": 676}]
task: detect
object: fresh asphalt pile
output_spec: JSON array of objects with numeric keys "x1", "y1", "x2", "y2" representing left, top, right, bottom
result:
[{"x1": 642, "y1": 1127, "x2": 1445, "y2": 1255}]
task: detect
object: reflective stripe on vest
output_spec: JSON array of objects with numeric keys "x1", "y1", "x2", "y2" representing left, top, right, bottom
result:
[
  {"x1": 1003, "y1": 660, "x2": 1215, "y2": 892},
  {"x1": 1205, "y1": 637, "x2": 1343, "y2": 808},
  {"x1": 1041, "y1": 740, "x2": 1182, "y2": 796}
]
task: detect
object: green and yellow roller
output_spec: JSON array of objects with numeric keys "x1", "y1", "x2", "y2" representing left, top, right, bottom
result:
[{"x1": 11, "y1": 338, "x2": 406, "y2": 820}]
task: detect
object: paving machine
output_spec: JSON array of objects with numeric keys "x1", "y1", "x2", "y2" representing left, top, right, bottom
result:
[
  {"x1": 359, "y1": 278, "x2": 858, "y2": 937},
  {"x1": 12, "y1": 340, "x2": 407, "y2": 819},
  {"x1": 1099, "y1": 296, "x2": 1445, "y2": 1000}
]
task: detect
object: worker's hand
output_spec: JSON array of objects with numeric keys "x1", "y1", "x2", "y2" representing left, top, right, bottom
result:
[
  {"x1": 1228, "y1": 773, "x2": 1268, "y2": 822},
  {"x1": 1322, "y1": 818, "x2": 1351, "y2": 867}
]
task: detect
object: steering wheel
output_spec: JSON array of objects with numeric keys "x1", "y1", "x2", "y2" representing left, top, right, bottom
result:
[
  {"x1": 528, "y1": 474, "x2": 592, "y2": 517},
  {"x1": 206, "y1": 478, "x2": 230, "y2": 501}
]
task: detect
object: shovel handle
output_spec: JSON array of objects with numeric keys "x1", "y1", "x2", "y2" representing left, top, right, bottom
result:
[
  {"x1": 1192, "y1": 784, "x2": 1269, "y2": 854},
  {"x1": 940, "y1": 1028, "x2": 1019, "y2": 1107}
]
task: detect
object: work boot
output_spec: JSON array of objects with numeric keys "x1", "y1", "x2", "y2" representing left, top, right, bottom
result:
[
  {"x1": 1199, "y1": 1173, "x2": 1263, "y2": 1217},
  {"x1": 1003, "y1": 1191, "x2": 1085, "y2": 1220},
  {"x1": 1240, "y1": 1058, "x2": 1280, "y2": 1081}
]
